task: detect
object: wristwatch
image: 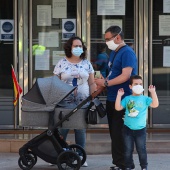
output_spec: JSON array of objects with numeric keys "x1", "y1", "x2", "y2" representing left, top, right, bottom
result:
[{"x1": 104, "y1": 80, "x2": 108, "y2": 87}]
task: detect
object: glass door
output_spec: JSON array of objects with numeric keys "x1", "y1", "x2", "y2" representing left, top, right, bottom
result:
[
  {"x1": 0, "y1": 0, "x2": 14, "y2": 128},
  {"x1": 150, "y1": 0, "x2": 170, "y2": 127},
  {"x1": 30, "y1": 0, "x2": 80, "y2": 85},
  {"x1": 89, "y1": 0, "x2": 135, "y2": 65},
  {"x1": 86, "y1": 0, "x2": 136, "y2": 125}
]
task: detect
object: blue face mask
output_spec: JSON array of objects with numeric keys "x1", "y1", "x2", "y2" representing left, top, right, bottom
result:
[{"x1": 72, "y1": 47, "x2": 83, "y2": 57}]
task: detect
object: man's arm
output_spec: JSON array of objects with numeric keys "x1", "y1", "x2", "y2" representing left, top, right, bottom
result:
[
  {"x1": 95, "y1": 67, "x2": 132, "y2": 87},
  {"x1": 107, "y1": 67, "x2": 132, "y2": 86}
]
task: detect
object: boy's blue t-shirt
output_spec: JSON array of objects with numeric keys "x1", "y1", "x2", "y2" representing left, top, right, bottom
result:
[
  {"x1": 107, "y1": 45, "x2": 137, "y2": 101},
  {"x1": 121, "y1": 95, "x2": 152, "y2": 130}
]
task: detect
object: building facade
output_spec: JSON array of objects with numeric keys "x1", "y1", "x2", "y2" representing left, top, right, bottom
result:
[{"x1": 0, "y1": 0, "x2": 170, "y2": 129}]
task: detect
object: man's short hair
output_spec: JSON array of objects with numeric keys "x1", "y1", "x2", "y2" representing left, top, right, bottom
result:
[{"x1": 105, "y1": 25, "x2": 124, "y2": 39}]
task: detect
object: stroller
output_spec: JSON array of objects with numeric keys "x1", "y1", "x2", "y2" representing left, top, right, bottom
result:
[{"x1": 18, "y1": 76, "x2": 104, "y2": 170}]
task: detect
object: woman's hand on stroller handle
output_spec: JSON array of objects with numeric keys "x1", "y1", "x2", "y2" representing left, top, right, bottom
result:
[{"x1": 91, "y1": 86, "x2": 105, "y2": 99}]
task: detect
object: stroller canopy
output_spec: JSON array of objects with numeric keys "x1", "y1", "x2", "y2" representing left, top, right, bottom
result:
[{"x1": 22, "y1": 76, "x2": 76, "y2": 112}]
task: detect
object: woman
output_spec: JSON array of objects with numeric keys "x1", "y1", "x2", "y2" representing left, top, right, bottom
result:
[{"x1": 53, "y1": 36, "x2": 96, "y2": 167}]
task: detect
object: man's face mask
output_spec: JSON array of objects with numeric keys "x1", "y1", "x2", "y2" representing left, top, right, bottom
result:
[{"x1": 106, "y1": 35, "x2": 119, "y2": 51}]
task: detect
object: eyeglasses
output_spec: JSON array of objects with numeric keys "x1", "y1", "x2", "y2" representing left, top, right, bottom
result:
[
  {"x1": 105, "y1": 35, "x2": 117, "y2": 42},
  {"x1": 73, "y1": 45, "x2": 82, "y2": 48},
  {"x1": 105, "y1": 30, "x2": 122, "y2": 42}
]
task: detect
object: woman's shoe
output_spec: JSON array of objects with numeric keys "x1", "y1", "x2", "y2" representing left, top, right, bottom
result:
[{"x1": 82, "y1": 161, "x2": 88, "y2": 167}]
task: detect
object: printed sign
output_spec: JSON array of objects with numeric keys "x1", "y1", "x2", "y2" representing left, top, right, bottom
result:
[
  {"x1": 62, "y1": 19, "x2": 76, "y2": 40},
  {"x1": 0, "y1": 20, "x2": 14, "y2": 40}
]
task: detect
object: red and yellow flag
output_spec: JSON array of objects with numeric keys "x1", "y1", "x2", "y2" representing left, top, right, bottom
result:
[{"x1": 11, "y1": 65, "x2": 22, "y2": 106}]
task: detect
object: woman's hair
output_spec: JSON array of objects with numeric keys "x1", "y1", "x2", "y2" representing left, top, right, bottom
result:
[
  {"x1": 129, "y1": 75, "x2": 143, "y2": 85},
  {"x1": 64, "y1": 36, "x2": 87, "y2": 59}
]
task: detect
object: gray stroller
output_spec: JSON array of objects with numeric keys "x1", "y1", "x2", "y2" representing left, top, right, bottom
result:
[{"x1": 18, "y1": 76, "x2": 103, "y2": 170}]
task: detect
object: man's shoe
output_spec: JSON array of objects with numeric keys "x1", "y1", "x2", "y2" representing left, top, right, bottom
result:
[
  {"x1": 48, "y1": 163, "x2": 55, "y2": 166},
  {"x1": 110, "y1": 166, "x2": 122, "y2": 170}
]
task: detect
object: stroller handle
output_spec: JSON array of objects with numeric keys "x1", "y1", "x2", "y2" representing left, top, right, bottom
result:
[{"x1": 91, "y1": 86, "x2": 105, "y2": 99}]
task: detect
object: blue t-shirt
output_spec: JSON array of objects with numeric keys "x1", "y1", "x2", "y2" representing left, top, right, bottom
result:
[
  {"x1": 95, "y1": 52, "x2": 108, "y2": 78},
  {"x1": 107, "y1": 45, "x2": 137, "y2": 101},
  {"x1": 121, "y1": 95, "x2": 152, "y2": 130}
]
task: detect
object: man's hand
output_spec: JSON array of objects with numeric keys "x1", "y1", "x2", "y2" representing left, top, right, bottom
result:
[{"x1": 94, "y1": 78, "x2": 105, "y2": 87}]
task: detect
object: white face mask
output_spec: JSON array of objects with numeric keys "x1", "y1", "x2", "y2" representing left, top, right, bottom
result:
[
  {"x1": 106, "y1": 36, "x2": 119, "y2": 51},
  {"x1": 132, "y1": 85, "x2": 144, "y2": 94}
]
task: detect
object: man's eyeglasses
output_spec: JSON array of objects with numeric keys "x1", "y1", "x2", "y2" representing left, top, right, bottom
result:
[
  {"x1": 105, "y1": 30, "x2": 122, "y2": 42},
  {"x1": 105, "y1": 36, "x2": 116, "y2": 42}
]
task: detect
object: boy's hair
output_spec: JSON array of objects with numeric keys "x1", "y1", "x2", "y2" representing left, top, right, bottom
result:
[{"x1": 129, "y1": 75, "x2": 143, "y2": 85}]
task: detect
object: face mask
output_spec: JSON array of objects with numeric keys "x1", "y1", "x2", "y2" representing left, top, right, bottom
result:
[
  {"x1": 106, "y1": 37, "x2": 119, "y2": 51},
  {"x1": 132, "y1": 85, "x2": 144, "y2": 94},
  {"x1": 72, "y1": 47, "x2": 83, "y2": 57}
]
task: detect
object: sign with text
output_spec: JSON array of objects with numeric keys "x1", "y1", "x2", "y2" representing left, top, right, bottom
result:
[
  {"x1": 0, "y1": 20, "x2": 14, "y2": 41},
  {"x1": 62, "y1": 19, "x2": 76, "y2": 40}
]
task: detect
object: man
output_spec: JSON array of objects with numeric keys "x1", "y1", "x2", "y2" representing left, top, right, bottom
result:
[{"x1": 95, "y1": 26, "x2": 137, "y2": 170}]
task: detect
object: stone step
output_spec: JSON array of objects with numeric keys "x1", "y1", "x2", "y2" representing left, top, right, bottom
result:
[
  {"x1": 0, "y1": 138, "x2": 170, "y2": 154},
  {"x1": 0, "y1": 129, "x2": 170, "y2": 154},
  {"x1": 86, "y1": 140, "x2": 170, "y2": 154}
]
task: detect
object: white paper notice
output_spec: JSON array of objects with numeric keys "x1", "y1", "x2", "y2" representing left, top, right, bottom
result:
[
  {"x1": 35, "y1": 50, "x2": 50, "y2": 70},
  {"x1": 97, "y1": 0, "x2": 125, "y2": 15},
  {"x1": 39, "y1": 32, "x2": 59, "y2": 47},
  {"x1": 102, "y1": 19, "x2": 122, "y2": 34},
  {"x1": 53, "y1": 51, "x2": 65, "y2": 65},
  {"x1": 163, "y1": 0, "x2": 170, "y2": 13},
  {"x1": 53, "y1": 0, "x2": 67, "y2": 18},
  {"x1": 163, "y1": 46, "x2": 170, "y2": 67},
  {"x1": 159, "y1": 15, "x2": 170, "y2": 36},
  {"x1": 37, "y1": 5, "x2": 51, "y2": 26}
]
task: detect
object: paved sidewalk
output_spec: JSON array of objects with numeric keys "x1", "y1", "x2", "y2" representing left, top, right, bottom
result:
[{"x1": 0, "y1": 153, "x2": 170, "y2": 170}]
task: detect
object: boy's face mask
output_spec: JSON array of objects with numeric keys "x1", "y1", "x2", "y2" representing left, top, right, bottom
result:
[{"x1": 132, "y1": 85, "x2": 144, "y2": 94}]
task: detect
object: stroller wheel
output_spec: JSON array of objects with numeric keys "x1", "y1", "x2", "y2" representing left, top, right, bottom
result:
[
  {"x1": 57, "y1": 150, "x2": 81, "y2": 170},
  {"x1": 27, "y1": 151, "x2": 37, "y2": 164},
  {"x1": 18, "y1": 154, "x2": 35, "y2": 170},
  {"x1": 68, "y1": 144, "x2": 86, "y2": 166}
]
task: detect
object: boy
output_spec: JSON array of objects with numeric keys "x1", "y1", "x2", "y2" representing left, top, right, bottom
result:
[{"x1": 115, "y1": 75, "x2": 159, "y2": 170}]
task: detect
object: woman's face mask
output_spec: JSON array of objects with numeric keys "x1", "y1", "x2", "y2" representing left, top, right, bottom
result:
[
  {"x1": 132, "y1": 85, "x2": 144, "y2": 94},
  {"x1": 72, "y1": 47, "x2": 83, "y2": 57}
]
